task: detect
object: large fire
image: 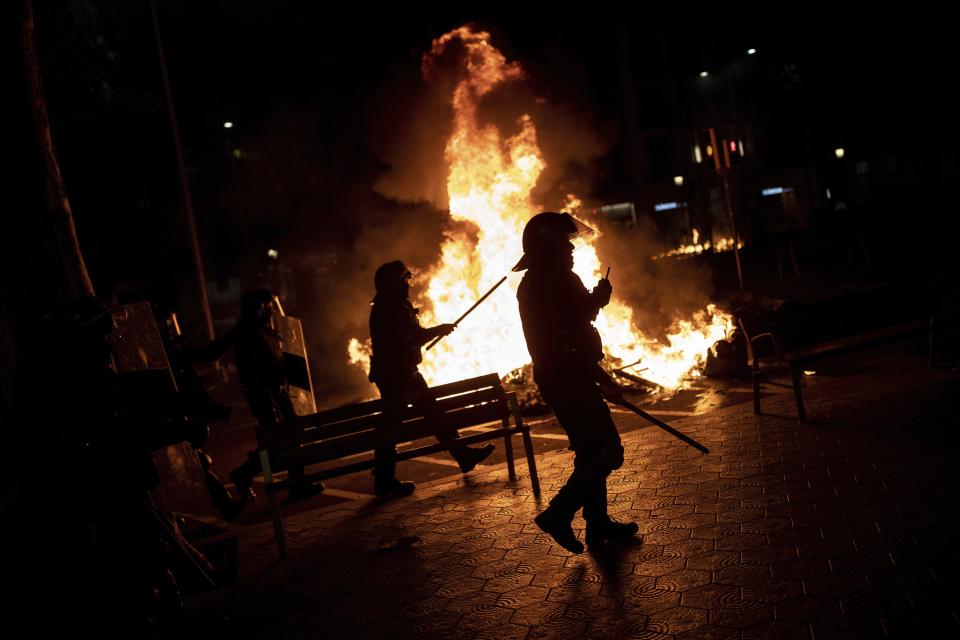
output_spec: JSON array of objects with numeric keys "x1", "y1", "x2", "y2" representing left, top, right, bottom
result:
[{"x1": 349, "y1": 26, "x2": 734, "y2": 390}]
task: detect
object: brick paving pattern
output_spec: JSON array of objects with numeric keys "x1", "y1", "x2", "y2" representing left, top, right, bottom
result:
[{"x1": 188, "y1": 353, "x2": 960, "y2": 638}]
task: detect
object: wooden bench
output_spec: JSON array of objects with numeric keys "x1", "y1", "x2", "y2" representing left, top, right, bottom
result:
[
  {"x1": 256, "y1": 373, "x2": 540, "y2": 556},
  {"x1": 739, "y1": 281, "x2": 938, "y2": 423}
]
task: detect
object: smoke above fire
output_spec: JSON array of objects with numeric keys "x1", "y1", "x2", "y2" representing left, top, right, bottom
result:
[{"x1": 343, "y1": 25, "x2": 733, "y2": 394}]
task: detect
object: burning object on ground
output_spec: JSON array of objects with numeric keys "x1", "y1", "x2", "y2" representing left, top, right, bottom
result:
[
  {"x1": 347, "y1": 26, "x2": 736, "y2": 394},
  {"x1": 703, "y1": 329, "x2": 750, "y2": 378}
]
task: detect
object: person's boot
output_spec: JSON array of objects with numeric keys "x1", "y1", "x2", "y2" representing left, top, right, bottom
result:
[
  {"x1": 585, "y1": 518, "x2": 639, "y2": 547},
  {"x1": 534, "y1": 506, "x2": 583, "y2": 554},
  {"x1": 374, "y1": 478, "x2": 416, "y2": 498},
  {"x1": 229, "y1": 466, "x2": 257, "y2": 501},
  {"x1": 221, "y1": 498, "x2": 248, "y2": 522},
  {"x1": 453, "y1": 444, "x2": 495, "y2": 473},
  {"x1": 287, "y1": 481, "x2": 325, "y2": 501}
]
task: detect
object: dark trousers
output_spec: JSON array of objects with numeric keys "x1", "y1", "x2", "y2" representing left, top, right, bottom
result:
[
  {"x1": 235, "y1": 386, "x2": 306, "y2": 485},
  {"x1": 538, "y1": 377, "x2": 623, "y2": 525},
  {"x1": 198, "y1": 449, "x2": 234, "y2": 512},
  {"x1": 373, "y1": 371, "x2": 467, "y2": 485}
]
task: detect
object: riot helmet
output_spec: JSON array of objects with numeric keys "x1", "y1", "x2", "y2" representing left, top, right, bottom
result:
[
  {"x1": 241, "y1": 289, "x2": 283, "y2": 324},
  {"x1": 512, "y1": 212, "x2": 595, "y2": 271},
  {"x1": 374, "y1": 260, "x2": 416, "y2": 299}
]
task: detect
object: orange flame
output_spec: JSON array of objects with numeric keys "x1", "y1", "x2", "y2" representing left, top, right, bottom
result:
[
  {"x1": 652, "y1": 228, "x2": 744, "y2": 260},
  {"x1": 350, "y1": 26, "x2": 734, "y2": 390}
]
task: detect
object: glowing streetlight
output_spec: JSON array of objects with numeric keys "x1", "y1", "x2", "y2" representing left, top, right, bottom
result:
[
  {"x1": 747, "y1": 48, "x2": 757, "y2": 55},
  {"x1": 223, "y1": 121, "x2": 234, "y2": 129},
  {"x1": 267, "y1": 249, "x2": 279, "y2": 259},
  {"x1": 699, "y1": 71, "x2": 709, "y2": 78},
  {"x1": 834, "y1": 147, "x2": 845, "y2": 159},
  {"x1": 673, "y1": 176, "x2": 684, "y2": 187}
]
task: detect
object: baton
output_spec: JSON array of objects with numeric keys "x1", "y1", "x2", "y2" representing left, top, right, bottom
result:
[
  {"x1": 426, "y1": 276, "x2": 509, "y2": 350},
  {"x1": 616, "y1": 398, "x2": 710, "y2": 454}
]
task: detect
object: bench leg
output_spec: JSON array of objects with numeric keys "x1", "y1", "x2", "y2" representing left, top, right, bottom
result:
[
  {"x1": 268, "y1": 492, "x2": 287, "y2": 558},
  {"x1": 260, "y1": 450, "x2": 287, "y2": 558},
  {"x1": 508, "y1": 394, "x2": 540, "y2": 496},
  {"x1": 790, "y1": 367, "x2": 807, "y2": 423},
  {"x1": 502, "y1": 417, "x2": 516, "y2": 481}
]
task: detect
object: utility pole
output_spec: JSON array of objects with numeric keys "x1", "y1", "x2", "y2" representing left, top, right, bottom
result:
[
  {"x1": 723, "y1": 69, "x2": 745, "y2": 292},
  {"x1": 149, "y1": 0, "x2": 216, "y2": 343}
]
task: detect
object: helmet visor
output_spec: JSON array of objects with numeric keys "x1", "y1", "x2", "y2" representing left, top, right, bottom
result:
[
  {"x1": 567, "y1": 214, "x2": 596, "y2": 247},
  {"x1": 512, "y1": 213, "x2": 596, "y2": 271}
]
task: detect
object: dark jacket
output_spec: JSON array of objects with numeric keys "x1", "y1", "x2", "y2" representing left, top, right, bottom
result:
[
  {"x1": 194, "y1": 318, "x2": 286, "y2": 393},
  {"x1": 368, "y1": 295, "x2": 429, "y2": 384},
  {"x1": 517, "y1": 264, "x2": 606, "y2": 384}
]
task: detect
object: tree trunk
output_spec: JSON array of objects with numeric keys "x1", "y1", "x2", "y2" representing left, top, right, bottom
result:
[{"x1": 1, "y1": 0, "x2": 94, "y2": 410}]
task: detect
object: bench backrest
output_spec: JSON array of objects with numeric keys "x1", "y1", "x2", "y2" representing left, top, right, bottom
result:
[
  {"x1": 256, "y1": 373, "x2": 509, "y2": 471},
  {"x1": 739, "y1": 279, "x2": 935, "y2": 354}
]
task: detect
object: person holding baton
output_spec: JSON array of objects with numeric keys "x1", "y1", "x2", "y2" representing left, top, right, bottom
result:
[
  {"x1": 513, "y1": 212, "x2": 639, "y2": 552},
  {"x1": 367, "y1": 260, "x2": 495, "y2": 497}
]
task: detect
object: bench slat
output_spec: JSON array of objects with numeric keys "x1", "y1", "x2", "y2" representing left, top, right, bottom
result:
[
  {"x1": 432, "y1": 385, "x2": 505, "y2": 411},
  {"x1": 257, "y1": 398, "x2": 383, "y2": 439},
  {"x1": 258, "y1": 386, "x2": 507, "y2": 450},
  {"x1": 270, "y1": 403, "x2": 507, "y2": 470},
  {"x1": 427, "y1": 373, "x2": 502, "y2": 399},
  {"x1": 258, "y1": 413, "x2": 382, "y2": 450},
  {"x1": 266, "y1": 426, "x2": 523, "y2": 492},
  {"x1": 784, "y1": 319, "x2": 929, "y2": 364}
]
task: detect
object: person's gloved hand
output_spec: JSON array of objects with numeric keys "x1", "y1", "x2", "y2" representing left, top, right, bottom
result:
[
  {"x1": 597, "y1": 376, "x2": 623, "y2": 404},
  {"x1": 594, "y1": 277, "x2": 612, "y2": 307},
  {"x1": 435, "y1": 323, "x2": 456, "y2": 337}
]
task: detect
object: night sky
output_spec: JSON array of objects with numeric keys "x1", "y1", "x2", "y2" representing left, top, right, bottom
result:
[{"x1": 32, "y1": 1, "x2": 957, "y2": 399}]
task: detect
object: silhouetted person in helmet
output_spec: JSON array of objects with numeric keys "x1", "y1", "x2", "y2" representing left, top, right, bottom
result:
[
  {"x1": 368, "y1": 260, "x2": 494, "y2": 497},
  {"x1": 197, "y1": 289, "x2": 323, "y2": 501},
  {"x1": 152, "y1": 304, "x2": 246, "y2": 521},
  {"x1": 514, "y1": 212, "x2": 638, "y2": 553}
]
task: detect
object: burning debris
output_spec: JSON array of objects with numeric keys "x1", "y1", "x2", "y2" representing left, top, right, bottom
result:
[
  {"x1": 653, "y1": 228, "x2": 745, "y2": 260},
  {"x1": 348, "y1": 26, "x2": 735, "y2": 390},
  {"x1": 505, "y1": 360, "x2": 660, "y2": 415}
]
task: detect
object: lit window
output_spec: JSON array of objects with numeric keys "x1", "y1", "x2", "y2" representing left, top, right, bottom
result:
[{"x1": 654, "y1": 202, "x2": 680, "y2": 212}]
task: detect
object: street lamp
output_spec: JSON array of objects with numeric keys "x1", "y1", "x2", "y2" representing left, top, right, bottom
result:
[
  {"x1": 834, "y1": 147, "x2": 845, "y2": 159},
  {"x1": 699, "y1": 71, "x2": 709, "y2": 78},
  {"x1": 673, "y1": 176, "x2": 684, "y2": 187},
  {"x1": 223, "y1": 121, "x2": 234, "y2": 129},
  {"x1": 747, "y1": 48, "x2": 757, "y2": 55}
]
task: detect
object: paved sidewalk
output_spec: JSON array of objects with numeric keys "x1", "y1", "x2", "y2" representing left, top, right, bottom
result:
[{"x1": 188, "y1": 350, "x2": 960, "y2": 639}]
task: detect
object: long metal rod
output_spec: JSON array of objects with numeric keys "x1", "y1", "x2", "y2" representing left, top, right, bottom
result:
[
  {"x1": 616, "y1": 398, "x2": 710, "y2": 453},
  {"x1": 426, "y1": 276, "x2": 508, "y2": 351},
  {"x1": 150, "y1": 0, "x2": 215, "y2": 344},
  {"x1": 724, "y1": 68, "x2": 745, "y2": 292}
]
